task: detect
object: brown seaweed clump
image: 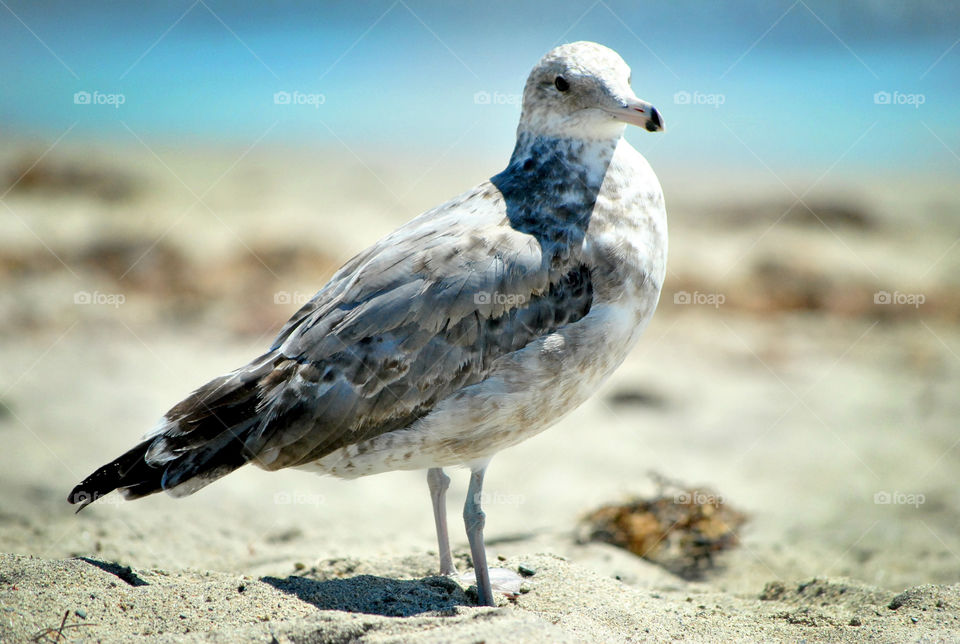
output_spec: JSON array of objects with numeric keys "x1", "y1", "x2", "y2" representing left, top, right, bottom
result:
[{"x1": 579, "y1": 475, "x2": 747, "y2": 579}]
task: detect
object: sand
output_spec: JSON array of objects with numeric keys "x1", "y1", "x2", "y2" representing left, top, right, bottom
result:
[
  {"x1": 2, "y1": 143, "x2": 959, "y2": 642},
  {"x1": 5, "y1": 551, "x2": 960, "y2": 643}
]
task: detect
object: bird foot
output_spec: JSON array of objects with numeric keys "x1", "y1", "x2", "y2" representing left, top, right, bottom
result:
[{"x1": 457, "y1": 567, "x2": 524, "y2": 599}]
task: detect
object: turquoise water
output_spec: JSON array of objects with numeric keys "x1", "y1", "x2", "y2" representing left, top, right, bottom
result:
[{"x1": 2, "y1": 1, "x2": 958, "y2": 174}]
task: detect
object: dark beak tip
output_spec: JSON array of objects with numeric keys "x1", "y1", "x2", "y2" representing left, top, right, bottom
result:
[{"x1": 645, "y1": 107, "x2": 663, "y2": 132}]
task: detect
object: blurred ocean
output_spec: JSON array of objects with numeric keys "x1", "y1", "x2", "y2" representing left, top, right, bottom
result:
[{"x1": 1, "y1": 0, "x2": 958, "y2": 176}]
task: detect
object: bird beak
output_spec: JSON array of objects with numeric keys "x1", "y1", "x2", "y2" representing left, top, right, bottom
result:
[{"x1": 603, "y1": 95, "x2": 664, "y2": 133}]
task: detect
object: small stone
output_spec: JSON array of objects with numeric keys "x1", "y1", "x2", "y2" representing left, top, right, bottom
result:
[
  {"x1": 518, "y1": 564, "x2": 536, "y2": 577},
  {"x1": 75, "y1": 609, "x2": 87, "y2": 619},
  {"x1": 179, "y1": 613, "x2": 187, "y2": 620},
  {"x1": 849, "y1": 617, "x2": 862, "y2": 626},
  {"x1": 497, "y1": 554, "x2": 507, "y2": 562},
  {"x1": 294, "y1": 562, "x2": 306, "y2": 571},
  {"x1": 519, "y1": 584, "x2": 532, "y2": 594},
  {"x1": 237, "y1": 584, "x2": 246, "y2": 593},
  {"x1": 911, "y1": 616, "x2": 919, "y2": 624}
]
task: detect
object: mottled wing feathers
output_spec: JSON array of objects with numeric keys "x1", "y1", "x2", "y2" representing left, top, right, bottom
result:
[
  {"x1": 248, "y1": 268, "x2": 593, "y2": 471},
  {"x1": 248, "y1": 182, "x2": 592, "y2": 470},
  {"x1": 272, "y1": 188, "x2": 549, "y2": 352}
]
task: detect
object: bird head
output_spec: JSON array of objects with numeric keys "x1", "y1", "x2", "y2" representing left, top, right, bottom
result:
[{"x1": 518, "y1": 41, "x2": 663, "y2": 140}]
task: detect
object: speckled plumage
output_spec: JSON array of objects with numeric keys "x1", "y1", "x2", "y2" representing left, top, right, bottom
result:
[{"x1": 69, "y1": 41, "x2": 667, "y2": 525}]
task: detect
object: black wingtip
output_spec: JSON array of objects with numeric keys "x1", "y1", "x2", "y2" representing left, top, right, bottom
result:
[
  {"x1": 67, "y1": 439, "x2": 160, "y2": 512},
  {"x1": 66, "y1": 361, "x2": 270, "y2": 513}
]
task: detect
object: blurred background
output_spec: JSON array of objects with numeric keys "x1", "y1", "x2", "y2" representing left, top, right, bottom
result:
[{"x1": 1, "y1": 0, "x2": 959, "y2": 598}]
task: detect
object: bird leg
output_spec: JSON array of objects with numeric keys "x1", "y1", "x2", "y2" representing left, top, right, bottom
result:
[
  {"x1": 463, "y1": 464, "x2": 494, "y2": 606},
  {"x1": 427, "y1": 467, "x2": 455, "y2": 576}
]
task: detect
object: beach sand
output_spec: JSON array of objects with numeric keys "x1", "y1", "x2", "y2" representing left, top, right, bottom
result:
[{"x1": 1, "y1": 144, "x2": 959, "y2": 642}]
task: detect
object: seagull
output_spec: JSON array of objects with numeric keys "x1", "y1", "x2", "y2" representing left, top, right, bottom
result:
[{"x1": 68, "y1": 41, "x2": 667, "y2": 607}]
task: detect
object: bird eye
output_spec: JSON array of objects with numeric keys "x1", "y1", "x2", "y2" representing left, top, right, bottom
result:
[{"x1": 554, "y1": 76, "x2": 570, "y2": 92}]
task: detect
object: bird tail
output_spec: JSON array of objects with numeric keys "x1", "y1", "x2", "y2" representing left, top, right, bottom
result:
[{"x1": 67, "y1": 352, "x2": 277, "y2": 511}]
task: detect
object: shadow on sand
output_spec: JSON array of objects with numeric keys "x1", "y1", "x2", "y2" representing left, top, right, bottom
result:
[
  {"x1": 77, "y1": 557, "x2": 149, "y2": 586},
  {"x1": 262, "y1": 573, "x2": 473, "y2": 617}
]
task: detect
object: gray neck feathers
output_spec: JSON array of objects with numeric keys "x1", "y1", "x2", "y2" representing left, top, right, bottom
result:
[{"x1": 491, "y1": 133, "x2": 618, "y2": 267}]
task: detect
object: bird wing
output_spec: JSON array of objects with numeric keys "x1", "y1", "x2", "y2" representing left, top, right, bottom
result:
[
  {"x1": 244, "y1": 181, "x2": 594, "y2": 469},
  {"x1": 74, "y1": 181, "x2": 594, "y2": 503}
]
